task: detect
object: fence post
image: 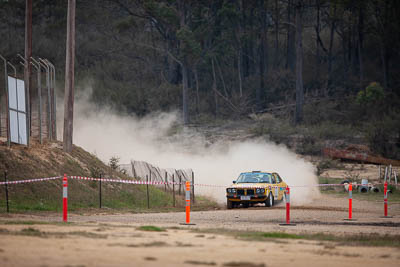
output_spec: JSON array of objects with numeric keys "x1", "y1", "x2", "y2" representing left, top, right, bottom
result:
[
  {"x1": 191, "y1": 171, "x2": 195, "y2": 204},
  {"x1": 164, "y1": 172, "x2": 167, "y2": 192},
  {"x1": 172, "y1": 174, "x2": 175, "y2": 207},
  {"x1": 179, "y1": 174, "x2": 182, "y2": 195},
  {"x1": 63, "y1": 174, "x2": 68, "y2": 222},
  {"x1": 146, "y1": 175, "x2": 150, "y2": 209},
  {"x1": 4, "y1": 171, "x2": 9, "y2": 213},
  {"x1": 99, "y1": 173, "x2": 102, "y2": 209}
]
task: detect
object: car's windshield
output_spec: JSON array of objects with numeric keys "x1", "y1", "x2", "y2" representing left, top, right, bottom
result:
[{"x1": 236, "y1": 173, "x2": 272, "y2": 183}]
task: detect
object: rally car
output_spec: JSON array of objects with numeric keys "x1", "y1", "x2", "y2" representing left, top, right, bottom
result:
[{"x1": 226, "y1": 171, "x2": 287, "y2": 209}]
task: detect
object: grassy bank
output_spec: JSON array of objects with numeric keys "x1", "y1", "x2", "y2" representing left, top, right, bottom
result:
[{"x1": 0, "y1": 140, "x2": 219, "y2": 213}]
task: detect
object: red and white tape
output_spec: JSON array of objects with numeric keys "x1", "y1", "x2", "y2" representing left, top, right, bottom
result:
[
  {"x1": 0, "y1": 176, "x2": 62, "y2": 185},
  {"x1": 69, "y1": 176, "x2": 184, "y2": 185}
]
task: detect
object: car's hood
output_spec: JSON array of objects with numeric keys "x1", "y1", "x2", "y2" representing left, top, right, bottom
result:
[{"x1": 230, "y1": 183, "x2": 270, "y2": 188}]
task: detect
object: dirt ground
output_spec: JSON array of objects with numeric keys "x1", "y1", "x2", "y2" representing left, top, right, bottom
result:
[{"x1": 0, "y1": 194, "x2": 399, "y2": 267}]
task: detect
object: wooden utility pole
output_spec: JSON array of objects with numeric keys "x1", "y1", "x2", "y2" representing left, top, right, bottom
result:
[
  {"x1": 63, "y1": 0, "x2": 76, "y2": 152},
  {"x1": 24, "y1": 0, "x2": 32, "y2": 143}
]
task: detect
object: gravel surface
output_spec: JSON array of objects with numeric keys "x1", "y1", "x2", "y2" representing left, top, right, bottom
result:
[{"x1": 2, "y1": 195, "x2": 399, "y2": 236}]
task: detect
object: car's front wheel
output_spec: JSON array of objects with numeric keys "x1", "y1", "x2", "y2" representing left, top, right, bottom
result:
[{"x1": 265, "y1": 192, "x2": 274, "y2": 207}]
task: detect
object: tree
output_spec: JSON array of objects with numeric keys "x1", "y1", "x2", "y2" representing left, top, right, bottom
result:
[{"x1": 294, "y1": 0, "x2": 304, "y2": 124}]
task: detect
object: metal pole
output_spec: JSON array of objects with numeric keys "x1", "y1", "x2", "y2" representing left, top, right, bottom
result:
[
  {"x1": 146, "y1": 175, "x2": 150, "y2": 209},
  {"x1": 178, "y1": 171, "x2": 182, "y2": 195},
  {"x1": 99, "y1": 173, "x2": 102, "y2": 209},
  {"x1": 172, "y1": 174, "x2": 175, "y2": 207},
  {"x1": 0, "y1": 55, "x2": 10, "y2": 147},
  {"x1": 17, "y1": 54, "x2": 30, "y2": 146},
  {"x1": 192, "y1": 171, "x2": 195, "y2": 204},
  {"x1": 38, "y1": 59, "x2": 51, "y2": 140},
  {"x1": 31, "y1": 58, "x2": 42, "y2": 144},
  {"x1": 164, "y1": 172, "x2": 167, "y2": 192},
  {"x1": 4, "y1": 171, "x2": 9, "y2": 213},
  {"x1": 46, "y1": 60, "x2": 56, "y2": 140}
]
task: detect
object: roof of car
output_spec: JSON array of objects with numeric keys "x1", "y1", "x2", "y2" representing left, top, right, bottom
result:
[{"x1": 241, "y1": 171, "x2": 272, "y2": 175}]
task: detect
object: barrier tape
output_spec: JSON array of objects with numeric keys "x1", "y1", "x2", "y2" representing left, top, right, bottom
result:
[
  {"x1": 0, "y1": 176, "x2": 62, "y2": 185},
  {"x1": 0, "y1": 175, "x2": 387, "y2": 189},
  {"x1": 69, "y1": 176, "x2": 183, "y2": 185}
]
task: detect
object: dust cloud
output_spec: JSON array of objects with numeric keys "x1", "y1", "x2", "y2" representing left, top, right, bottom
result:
[{"x1": 62, "y1": 89, "x2": 320, "y2": 204}]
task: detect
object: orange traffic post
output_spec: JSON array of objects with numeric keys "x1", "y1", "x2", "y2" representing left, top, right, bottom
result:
[
  {"x1": 381, "y1": 181, "x2": 393, "y2": 218},
  {"x1": 279, "y1": 186, "x2": 296, "y2": 226},
  {"x1": 180, "y1": 181, "x2": 195, "y2": 225},
  {"x1": 63, "y1": 174, "x2": 68, "y2": 222},
  {"x1": 344, "y1": 183, "x2": 355, "y2": 221}
]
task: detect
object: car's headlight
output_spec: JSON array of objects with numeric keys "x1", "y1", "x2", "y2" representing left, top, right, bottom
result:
[
  {"x1": 227, "y1": 188, "x2": 231, "y2": 193},
  {"x1": 231, "y1": 188, "x2": 236, "y2": 193},
  {"x1": 256, "y1": 188, "x2": 265, "y2": 194}
]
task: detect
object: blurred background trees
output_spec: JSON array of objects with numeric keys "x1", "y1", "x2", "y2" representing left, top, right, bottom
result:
[{"x1": 1, "y1": 0, "x2": 399, "y2": 156}]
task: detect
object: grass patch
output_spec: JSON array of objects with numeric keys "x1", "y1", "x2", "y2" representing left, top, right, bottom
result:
[
  {"x1": 239, "y1": 232, "x2": 304, "y2": 240},
  {"x1": 137, "y1": 225, "x2": 166, "y2": 232},
  {"x1": 193, "y1": 228, "x2": 400, "y2": 247}
]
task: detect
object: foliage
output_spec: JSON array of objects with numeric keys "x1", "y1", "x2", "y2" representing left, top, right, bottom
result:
[
  {"x1": 109, "y1": 156, "x2": 120, "y2": 170},
  {"x1": 356, "y1": 82, "x2": 385, "y2": 105}
]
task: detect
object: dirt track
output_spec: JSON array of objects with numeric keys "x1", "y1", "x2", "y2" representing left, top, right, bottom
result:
[{"x1": 0, "y1": 195, "x2": 399, "y2": 267}]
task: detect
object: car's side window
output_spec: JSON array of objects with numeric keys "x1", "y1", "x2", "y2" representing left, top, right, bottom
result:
[
  {"x1": 275, "y1": 174, "x2": 282, "y2": 183},
  {"x1": 271, "y1": 175, "x2": 276, "y2": 184}
]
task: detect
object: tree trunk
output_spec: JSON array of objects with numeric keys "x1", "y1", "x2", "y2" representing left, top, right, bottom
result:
[
  {"x1": 63, "y1": 0, "x2": 76, "y2": 153},
  {"x1": 274, "y1": 0, "x2": 279, "y2": 68},
  {"x1": 258, "y1": 0, "x2": 268, "y2": 111},
  {"x1": 286, "y1": 0, "x2": 295, "y2": 71},
  {"x1": 194, "y1": 67, "x2": 200, "y2": 115},
  {"x1": 358, "y1": 5, "x2": 364, "y2": 89},
  {"x1": 182, "y1": 60, "x2": 189, "y2": 124},
  {"x1": 212, "y1": 58, "x2": 218, "y2": 117},
  {"x1": 380, "y1": 44, "x2": 387, "y2": 89},
  {"x1": 294, "y1": 0, "x2": 303, "y2": 125},
  {"x1": 315, "y1": 0, "x2": 320, "y2": 91},
  {"x1": 237, "y1": 50, "x2": 243, "y2": 97},
  {"x1": 179, "y1": 0, "x2": 189, "y2": 125},
  {"x1": 326, "y1": 4, "x2": 337, "y2": 95}
]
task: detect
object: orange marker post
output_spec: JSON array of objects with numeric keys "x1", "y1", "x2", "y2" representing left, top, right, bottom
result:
[
  {"x1": 381, "y1": 182, "x2": 393, "y2": 218},
  {"x1": 180, "y1": 181, "x2": 195, "y2": 225},
  {"x1": 286, "y1": 186, "x2": 290, "y2": 224},
  {"x1": 279, "y1": 186, "x2": 295, "y2": 226},
  {"x1": 349, "y1": 183, "x2": 352, "y2": 220},
  {"x1": 344, "y1": 183, "x2": 355, "y2": 221},
  {"x1": 63, "y1": 174, "x2": 68, "y2": 222},
  {"x1": 186, "y1": 181, "x2": 190, "y2": 223}
]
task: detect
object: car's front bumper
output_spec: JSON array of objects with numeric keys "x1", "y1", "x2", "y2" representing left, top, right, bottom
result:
[{"x1": 226, "y1": 195, "x2": 267, "y2": 202}]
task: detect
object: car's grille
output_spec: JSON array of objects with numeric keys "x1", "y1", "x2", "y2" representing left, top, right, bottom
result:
[{"x1": 235, "y1": 189, "x2": 255, "y2": 196}]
